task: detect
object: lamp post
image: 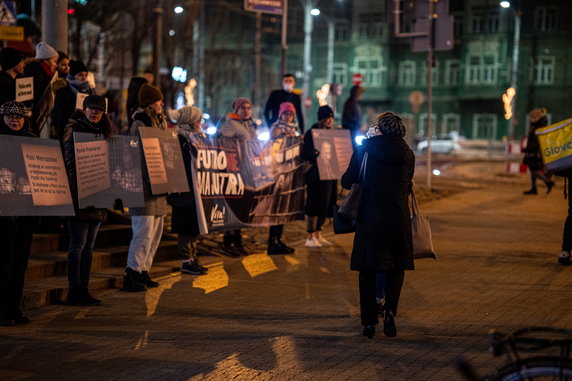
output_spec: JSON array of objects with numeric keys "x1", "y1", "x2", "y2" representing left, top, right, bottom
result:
[
  {"x1": 500, "y1": 0, "x2": 521, "y2": 140},
  {"x1": 302, "y1": 0, "x2": 318, "y2": 125}
]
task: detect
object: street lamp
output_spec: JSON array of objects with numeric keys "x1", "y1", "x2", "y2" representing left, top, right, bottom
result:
[
  {"x1": 302, "y1": 0, "x2": 318, "y2": 124},
  {"x1": 310, "y1": 8, "x2": 320, "y2": 16},
  {"x1": 499, "y1": 1, "x2": 510, "y2": 8},
  {"x1": 174, "y1": 6, "x2": 184, "y2": 14}
]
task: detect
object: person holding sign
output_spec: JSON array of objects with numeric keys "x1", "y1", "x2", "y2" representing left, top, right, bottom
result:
[
  {"x1": 0, "y1": 47, "x2": 25, "y2": 106},
  {"x1": 168, "y1": 106, "x2": 209, "y2": 275},
  {"x1": 62, "y1": 95, "x2": 111, "y2": 306},
  {"x1": 0, "y1": 101, "x2": 35, "y2": 326},
  {"x1": 522, "y1": 108, "x2": 554, "y2": 195},
  {"x1": 54, "y1": 60, "x2": 95, "y2": 142},
  {"x1": 302, "y1": 105, "x2": 337, "y2": 248},
  {"x1": 124, "y1": 84, "x2": 168, "y2": 292}
]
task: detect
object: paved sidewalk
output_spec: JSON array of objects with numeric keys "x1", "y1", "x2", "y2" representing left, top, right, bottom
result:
[{"x1": 1, "y1": 179, "x2": 571, "y2": 380}]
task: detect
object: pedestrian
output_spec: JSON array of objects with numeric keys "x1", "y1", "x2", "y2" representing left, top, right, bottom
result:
[
  {"x1": 522, "y1": 107, "x2": 554, "y2": 195},
  {"x1": 61, "y1": 95, "x2": 110, "y2": 306},
  {"x1": 0, "y1": 101, "x2": 35, "y2": 326},
  {"x1": 55, "y1": 51, "x2": 70, "y2": 79},
  {"x1": 0, "y1": 47, "x2": 25, "y2": 106},
  {"x1": 264, "y1": 73, "x2": 305, "y2": 133},
  {"x1": 23, "y1": 42, "x2": 59, "y2": 134},
  {"x1": 53, "y1": 60, "x2": 95, "y2": 141},
  {"x1": 219, "y1": 97, "x2": 257, "y2": 257},
  {"x1": 168, "y1": 106, "x2": 209, "y2": 275},
  {"x1": 341, "y1": 111, "x2": 415, "y2": 339},
  {"x1": 126, "y1": 76, "x2": 148, "y2": 128},
  {"x1": 123, "y1": 83, "x2": 168, "y2": 292},
  {"x1": 267, "y1": 102, "x2": 299, "y2": 255},
  {"x1": 559, "y1": 171, "x2": 572, "y2": 265},
  {"x1": 342, "y1": 85, "x2": 365, "y2": 148},
  {"x1": 302, "y1": 105, "x2": 337, "y2": 248}
]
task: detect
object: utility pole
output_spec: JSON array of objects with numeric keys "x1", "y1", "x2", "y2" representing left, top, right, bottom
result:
[
  {"x1": 508, "y1": 11, "x2": 521, "y2": 140},
  {"x1": 253, "y1": 12, "x2": 262, "y2": 113},
  {"x1": 281, "y1": 0, "x2": 289, "y2": 76},
  {"x1": 425, "y1": 0, "x2": 435, "y2": 190},
  {"x1": 41, "y1": 0, "x2": 67, "y2": 52},
  {"x1": 302, "y1": 0, "x2": 316, "y2": 126},
  {"x1": 152, "y1": 1, "x2": 164, "y2": 87}
]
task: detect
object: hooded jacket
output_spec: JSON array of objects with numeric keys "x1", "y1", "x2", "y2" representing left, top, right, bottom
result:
[{"x1": 341, "y1": 134, "x2": 415, "y2": 271}]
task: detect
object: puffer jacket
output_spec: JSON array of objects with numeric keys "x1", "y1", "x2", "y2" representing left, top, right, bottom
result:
[{"x1": 220, "y1": 112, "x2": 257, "y2": 140}]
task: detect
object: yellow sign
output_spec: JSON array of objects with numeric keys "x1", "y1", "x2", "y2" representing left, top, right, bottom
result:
[
  {"x1": 536, "y1": 118, "x2": 572, "y2": 170},
  {"x1": 0, "y1": 25, "x2": 24, "y2": 41}
]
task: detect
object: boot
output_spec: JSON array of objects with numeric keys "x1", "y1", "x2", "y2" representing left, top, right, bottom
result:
[
  {"x1": 277, "y1": 240, "x2": 295, "y2": 254},
  {"x1": 523, "y1": 188, "x2": 537, "y2": 195},
  {"x1": 140, "y1": 271, "x2": 159, "y2": 288},
  {"x1": 267, "y1": 239, "x2": 290, "y2": 255},
  {"x1": 80, "y1": 288, "x2": 101, "y2": 306},
  {"x1": 65, "y1": 287, "x2": 83, "y2": 305},
  {"x1": 123, "y1": 268, "x2": 147, "y2": 292}
]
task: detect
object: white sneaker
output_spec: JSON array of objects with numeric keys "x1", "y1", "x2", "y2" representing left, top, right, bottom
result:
[
  {"x1": 305, "y1": 237, "x2": 322, "y2": 248},
  {"x1": 318, "y1": 236, "x2": 332, "y2": 246}
]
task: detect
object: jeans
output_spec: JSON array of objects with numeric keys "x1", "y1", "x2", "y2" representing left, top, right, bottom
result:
[
  {"x1": 563, "y1": 178, "x2": 572, "y2": 252},
  {"x1": 127, "y1": 215, "x2": 164, "y2": 272},
  {"x1": 67, "y1": 219, "x2": 101, "y2": 288},
  {"x1": 178, "y1": 234, "x2": 199, "y2": 261},
  {"x1": 359, "y1": 269, "x2": 405, "y2": 326},
  {"x1": 0, "y1": 217, "x2": 34, "y2": 316},
  {"x1": 306, "y1": 215, "x2": 325, "y2": 233}
]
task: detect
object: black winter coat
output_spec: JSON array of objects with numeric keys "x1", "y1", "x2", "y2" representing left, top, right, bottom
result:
[
  {"x1": 264, "y1": 89, "x2": 305, "y2": 133},
  {"x1": 341, "y1": 135, "x2": 415, "y2": 271},
  {"x1": 523, "y1": 117, "x2": 548, "y2": 171},
  {"x1": 62, "y1": 111, "x2": 110, "y2": 221},
  {"x1": 0, "y1": 71, "x2": 16, "y2": 106}
]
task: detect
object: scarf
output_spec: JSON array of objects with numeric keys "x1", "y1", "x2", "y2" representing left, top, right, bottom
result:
[{"x1": 66, "y1": 75, "x2": 93, "y2": 96}]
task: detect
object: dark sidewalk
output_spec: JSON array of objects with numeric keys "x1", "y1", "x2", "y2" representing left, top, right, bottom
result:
[{"x1": 1, "y1": 173, "x2": 571, "y2": 380}]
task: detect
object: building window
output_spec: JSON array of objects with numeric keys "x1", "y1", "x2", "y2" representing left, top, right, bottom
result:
[
  {"x1": 442, "y1": 113, "x2": 460, "y2": 134},
  {"x1": 332, "y1": 63, "x2": 347, "y2": 85},
  {"x1": 533, "y1": 56, "x2": 555, "y2": 85},
  {"x1": 419, "y1": 113, "x2": 437, "y2": 136},
  {"x1": 466, "y1": 54, "x2": 497, "y2": 84},
  {"x1": 354, "y1": 57, "x2": 386, "y2": 87},
  {"x1": 472, "y1": 114, "x2": 497, "y2": 139},
  {"x1": 487, "y1": 11, "x2": 499, "y2": 33},
  {"x1": 398, "y1": 60, "x2": 416, "y2": 87},
  {"x1": 471, "y1": 12, "x2": 484, "y2": 33},
  {"x1": 335, "y1": 22, "x2": 349, "y2": 41},
  {"x1": 445, "y1": 60, "x2": 461, "y2": 85},
  {"x1": 454, "y1": 14, "x2": 463, "y2": 36},
  {"x1": 471, "y1": 8, "x2": 500, "y2": 33},
  {"x1": 358, "y1": 13, "x2": 383, "y2": 39},
  {"x1": 421, "y1": 61, "x2": 439, "y2": 86},
  {"x1": 535, "y1": 7, "x2": 557, "y2": 31}
]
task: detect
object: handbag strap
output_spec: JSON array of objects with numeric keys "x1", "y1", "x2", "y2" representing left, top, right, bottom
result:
[
  {"x1": 411, "y1": 189, "x2": 420, "y2": 218},
  {"x1": 358, "y1": 152, "x2": 368, "y2": 184}
]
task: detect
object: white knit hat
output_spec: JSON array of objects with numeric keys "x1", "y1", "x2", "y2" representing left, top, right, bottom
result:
[{"x1": 35, "y1": 42, "x2": 58, "y2": 60}]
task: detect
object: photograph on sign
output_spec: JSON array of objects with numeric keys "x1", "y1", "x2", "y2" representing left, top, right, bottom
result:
[
  {"x1": 311, "y1": 129, "x2": 352, "y2": 181},
  {"x1": 0, "y1": 135, "x2": 74, "y2": 216},
  {"x1": 139, "y1": 127, "x2": 189, "y2": 195},
  {"x1": 15, "y1": 77, "x2": 33, "y2": 102}
]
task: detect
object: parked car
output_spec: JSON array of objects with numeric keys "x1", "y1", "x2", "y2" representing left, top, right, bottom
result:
[{"x1": 417, "y1": 133, "x2": 461, "y2": 154}]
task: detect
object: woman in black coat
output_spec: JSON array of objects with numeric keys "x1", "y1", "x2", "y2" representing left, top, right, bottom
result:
[
  {"x1": 341, "y1": 112, "x2": 415, "y2": 339},
  {"x1": 522, "y1": 107, "x2": 554, "y2": 195}
]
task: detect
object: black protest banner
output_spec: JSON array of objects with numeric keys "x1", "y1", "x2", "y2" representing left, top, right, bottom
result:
[
  {"x1": 311, "y1": 128, "x2": 353, "y2": 180},
  {"x1": 73, "y1": 133, "x2": 145, "y2": 208},
  {"x1": 192, "y1": 136, "x2": 305, "y2": 233},
  {"x1": 0, "y1": 135, "x2": 74, "y2": 216}
]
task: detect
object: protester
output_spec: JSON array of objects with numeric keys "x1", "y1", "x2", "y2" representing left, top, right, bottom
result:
[
  {"x1": 126, "y1": 76, "x2": 148, "y2": 127},
  {"x1": 341, "y1": 111, "x2": 415, "y2": 339},
  {"x1": 0, "y1": 48, "x2": 25, "y2": 106},
  {"x1": 522, "y1": 107, "x2": 554, "y2": 195},
  {"x1": 54, "y1": 60, "x2": 95, "y2": 141},
  {"x1": 342, "y1": 85, "x2": 365, "y2": 148},
  {"x1": 168, "y1": 106, "x2": 209, "y2": 275},
  {"x1": 0, "y1": 101, "x2": 35, "y2": 326},
  {"x1": 560, "y1": 171, "x2": 572, "y2": 265},
  {"x1": 264, "y1": 74, "x2": 304, "y2": 133},
  {"x1": 124, "y1": 83, "x2": 168, "y2": 292},
  {"x1": 62, "y1": 95, "x2": 110, "y2": 306},
  {"x1": 55, "y1": 51, "x2": 70, "y2": 79},
  {"x1": 219, "y1": 97, "x2": 257, "y2": 257},
  {"x1": 302, "y1": 105, "x2": 337, "y2": 248},
  {"x1": 266, "y1": 102, "x2": 298, "y2": 255},
  {"x1": 23, "y1": 42, "x2": 59, "y2": 134}
]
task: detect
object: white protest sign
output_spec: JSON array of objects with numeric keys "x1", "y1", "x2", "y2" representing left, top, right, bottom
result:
[{"x1": 15, "y1": 77, "x2": 33, "y2": 102}]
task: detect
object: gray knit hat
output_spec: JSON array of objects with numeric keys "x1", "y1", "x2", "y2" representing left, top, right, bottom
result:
[
  {"x1": 176, "y1": 106, "x2": 202, "y2": 127},
  {"x1": 35, "y1": 42, "x2": 58, "y2": 60}
]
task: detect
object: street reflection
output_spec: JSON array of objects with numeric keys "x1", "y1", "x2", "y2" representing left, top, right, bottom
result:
[
  {"x1": 241, "y1": 253, "x2": 278, "y2": 277},
  {"x1": 192, "y1": 261, "x2": 229, "y2": 294},
  {"x1": 145, "y1": 273, "x2": 182, "y2": 317}
]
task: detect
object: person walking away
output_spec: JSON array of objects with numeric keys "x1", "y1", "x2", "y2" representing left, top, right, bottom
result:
[
  {"x1": 264, "y1": 74, "x2": 305, "y2": 133},
  {"x1": 124, "y1": 84, "x2": 168, "y2": 292},
  {"x1": 0, "y1": 48, "x2": 25, "y2": 106},
  {"x1": 126, "y1": 76, "x2": 148, "y2": 128},
  {"x1": 267, "y1": 102, "x2": 299, "y2": 255},
  {"x1": 342, "y1": 85, "x2": 365, "y2": 149},
  {"x1": 341, "y1": 112, "x2": 415, "y2": 339},
  {"x1": 22, "y1": 42, "x2": 59, "y2": 135},
  {"x1": 53, "y1": 60, "x2": 95, "y2": 142},
  {"x1": 168, "y1": 106, "x2": 209, "y2": 275},
  {"x1": 219, "y1": 97, "x2": 257, "y2": 257},
  {"x1": 61, "y1": 95, "x2": 110, "y2": 305},
  {"x1": 522, "y1": 107, "x2": 554, "y2": 195},
  {"x1": 0, "y1": 101, "x2": 36, "y2": 326},
  {"x1": 302, "y1": 105, "x2": 337, "y2": 248}
]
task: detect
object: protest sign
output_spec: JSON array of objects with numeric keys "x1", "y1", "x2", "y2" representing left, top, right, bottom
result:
[
  {"x1": 311, "y1": 128, "x2": 353, "y2": 180},
  {"x1": 15, "y1": 77, "x2": 33, "y2": 102}
]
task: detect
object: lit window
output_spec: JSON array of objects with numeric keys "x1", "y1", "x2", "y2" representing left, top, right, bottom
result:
[{"x1": 533, "y1": 56, "x2": 555, "y2": 85}]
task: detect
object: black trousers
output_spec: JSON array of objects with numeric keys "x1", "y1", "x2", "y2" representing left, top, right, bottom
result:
[
  {"x1": 563, "y1": 178, "x2": 572, "y2": 252},
  {"x1": 268, "y1": 225, "x2": 284, "y2": 243},
  {"x1": 359, "y1": 269, "x2": 405, "y2": 326},
  {"x1": 0, "y1": 217, "x2": 34, "y2": 316},
  {"x1": 223, "y1": 230, "x2": 242, "y2": 246}
]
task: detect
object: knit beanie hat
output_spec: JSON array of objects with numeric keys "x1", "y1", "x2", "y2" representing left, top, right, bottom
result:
[
  {"x1": 278, "y1": 102, "x2": 296, "y2": 118},
  {"x1": 376, "y1": 112, "x2": 406, "y2": 137},
  {"x1": 83, "y1": 95, "x2": 106, "y2": 111},
  {"x1": 176, "y1": 106, "x2": 202, "y2": 127},
  {"x1": 317, "y1": 105, "x2": 334, "y2": 121},
  {"x1": 138, "y1": 83, "x2": 163, "y2": 108},
  {"x1": 69, "y1": 60, "x2": 88, "y2": 76},
  {"x1": 232, "y1": 97, "x2": 251, "y2": 112},
  {"x1": 529, "y1": 107, "x2": 548, "y2": 124},
  {"x1": 0, "y1": 48, "x2": 24, "y2": 71},
  {"x1": 35, "y1": 42, "x2": 58, "y2": 60},
  {"x1": 0, "y1": 101, "x2": 32, "y2": 118}
]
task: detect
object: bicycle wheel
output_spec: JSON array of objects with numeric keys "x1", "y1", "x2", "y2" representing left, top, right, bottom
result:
[{"x1": 489, "y1": 357, "x2": 572, "y2": 381}]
